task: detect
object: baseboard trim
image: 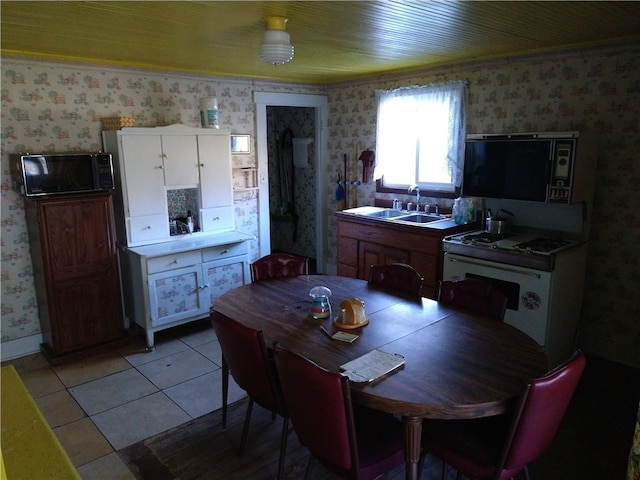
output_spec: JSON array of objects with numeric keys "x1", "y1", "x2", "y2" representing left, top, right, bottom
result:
[{"x1": 1, "y1": 333, "x2": 43, "y2": 362}]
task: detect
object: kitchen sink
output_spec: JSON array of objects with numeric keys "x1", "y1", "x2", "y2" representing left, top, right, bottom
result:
[
  {"x1": 393, "y1": 213, "x2": 445, "y2": 223},
  {"x1": 360, "y1": 208, "x2": 407, "y2": 219}
]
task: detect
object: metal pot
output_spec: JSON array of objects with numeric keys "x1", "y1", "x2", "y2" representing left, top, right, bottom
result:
[{"x1": 485, "y1": 209, "x2": 514, "y2": 235}]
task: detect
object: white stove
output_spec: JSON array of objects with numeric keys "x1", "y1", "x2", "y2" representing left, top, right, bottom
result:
[
  {"x1": 442, "y1": 229, "x2": 587, "y2": 367},
  {"x1": 443, "y1": 230, "x2": 581, "y2": 271}
]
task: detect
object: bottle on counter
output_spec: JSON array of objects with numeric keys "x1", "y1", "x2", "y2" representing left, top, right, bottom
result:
[{"x1": 186, "y1": 210, "x2": 194, "y2": 233}]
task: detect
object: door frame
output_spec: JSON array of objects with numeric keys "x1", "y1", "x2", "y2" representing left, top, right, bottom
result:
[{"x1": 254, "y1": 92, "x2": 328, "y2": 272}]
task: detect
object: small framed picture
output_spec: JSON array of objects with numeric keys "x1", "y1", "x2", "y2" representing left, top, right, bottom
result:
[{"x1": 231, "y1": 134, "x2": 251, "y2": 154}]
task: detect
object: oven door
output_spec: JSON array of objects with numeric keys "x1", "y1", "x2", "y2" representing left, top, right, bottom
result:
[{"x1": 443, "y1": 252, "x2": 551, "y2": 346}]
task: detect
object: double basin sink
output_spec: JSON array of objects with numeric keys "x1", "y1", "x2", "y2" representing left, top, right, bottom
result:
[{"x1": 344, "y1": 206, "x2": 447, "y2": 225}]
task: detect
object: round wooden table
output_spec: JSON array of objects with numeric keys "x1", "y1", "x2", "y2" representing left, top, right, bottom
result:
[{"x1": 212, "y1": 275, "x2": 547, "y2": 480}]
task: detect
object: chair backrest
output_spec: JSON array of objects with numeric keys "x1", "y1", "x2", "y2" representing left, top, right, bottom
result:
[
  {"x1": 210, "y1": 312, "x2": 282, "y2": 413},
  {"x1": 250, "y1": 253, "x2": 309, "y2": 282},
  {"x1": 368, "y1": 263, "x2": 424, "y2": 298},
  {"x1": 272, "y1": 344, "x2": 359, "y2": 475},
  {"x1": 498, "y1": 350, "x2": 586, "y2": 479},
  {"x1": 438, "y1": 279, "x2": 508, "y2": 321}
]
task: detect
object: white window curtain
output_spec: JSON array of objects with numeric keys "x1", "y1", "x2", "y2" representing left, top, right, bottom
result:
[{"x1": 374, "y1": 80, "x2": 466, "y2": 189}]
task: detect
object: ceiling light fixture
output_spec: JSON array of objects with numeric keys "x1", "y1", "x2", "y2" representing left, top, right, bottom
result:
[{"x1": 259, "y1": 16, "x2": 294, "y2": 65}]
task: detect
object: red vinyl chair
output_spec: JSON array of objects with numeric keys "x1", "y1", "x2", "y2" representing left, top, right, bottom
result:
[
  {"x1": 210, "y1": 312, "x2": 289, "y2": 480},
  {"x1": 272, "y1": 343, "x2": 405, "y2": 480},
  {"x1": 250, "y1": 253, "x2": 309, "y2": 282},
  {"x1": 421, "y1": 349, "x2": 586, "y2": 480},
  {"x1": 438, "y1": 279, "x2": 508, "y2": 321},
  {"x1": 368, "y1": 263, "x2": 424, "y2": 298}
]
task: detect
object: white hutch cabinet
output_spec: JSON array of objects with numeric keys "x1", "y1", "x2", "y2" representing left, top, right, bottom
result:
[{"x1": 103, "y1": 125, "x2": 252, "y2": 349}]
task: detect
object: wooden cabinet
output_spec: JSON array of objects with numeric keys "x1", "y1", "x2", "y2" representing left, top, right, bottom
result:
[
  {"x1": 358, "y1": 241, "x2": 410, "y2": 284},
  {"x1": 336, "y1": 213, "x2": 473, "y2": 299},
  {"x1": 24, "y1": 192, "x2": 127, "y2": 364},
  {"x1": 103, "y1": 125, "x2": 234, "y2": 247},
  {"x1": 121, "y1": 233, "x2": 252, "y2": 349}
]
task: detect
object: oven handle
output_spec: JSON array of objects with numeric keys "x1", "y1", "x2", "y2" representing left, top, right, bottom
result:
[{"x1": 446, "y1": 256, "x2": 542, "y2": 279}]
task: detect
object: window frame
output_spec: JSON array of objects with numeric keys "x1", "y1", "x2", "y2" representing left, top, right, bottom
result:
[{"x1": 374, "y1": 81, "x2": 466, "y2": 198}]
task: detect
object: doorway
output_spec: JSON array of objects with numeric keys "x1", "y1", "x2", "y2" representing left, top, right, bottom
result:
[{"x1": 254, "y1": 93, "x2": 328, "y2": 273}]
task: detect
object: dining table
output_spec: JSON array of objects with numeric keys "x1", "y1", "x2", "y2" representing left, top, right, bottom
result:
[{"x1": 211, "y1": 275, "x2": 548, "y2": 480}]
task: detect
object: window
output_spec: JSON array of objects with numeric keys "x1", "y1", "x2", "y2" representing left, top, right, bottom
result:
[{"x1": 375, "y1": 81, "x2": 466, "y2": 194}]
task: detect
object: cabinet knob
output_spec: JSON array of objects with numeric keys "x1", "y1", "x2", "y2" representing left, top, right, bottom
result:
[
  {"x1": 144, "y1": 225, "x2": 152, "y2": 230},
  {"x1": 157, "y1": 165, "x2": 164, "y2": 169},
  {"x1": 199, "y1": 163, "x2": 205, "y2": 167},
  {"x1": 199, "y1": 284, "x2": 209, "y2": 290},
  {"x1": 220, "y1": 249, "x2": 229, "y2": 255},
  {"x1": 172, "y1": 259, "x2": 179, "y2": 264},
  {"x1": 213, "y1": 216, "x2": 220, "y2": 221}
]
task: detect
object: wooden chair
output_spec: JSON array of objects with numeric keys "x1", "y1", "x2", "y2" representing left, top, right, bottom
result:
[
  {"x1": 272, "y1": 343, "x2": 405, "y2": 480},
  {"x1": 421, "y1": 349, "x2": 586, "y2": 480},
  {"x1": 438, "y1": 279, "x2": 508, "y2": 321},
  {"x1": 250, "y1": 253, "x2": 309, "y2": 282},
  {"x1": 368, "y1": 263, "x2": 424, "y2": 298},
  {"x1": 210, "y1": 312, "x2": 289, "y2": 480}
]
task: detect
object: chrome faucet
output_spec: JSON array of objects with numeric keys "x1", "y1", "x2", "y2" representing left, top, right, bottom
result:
[{"x1": 408, "y1": 184, "x2": 420, "y2": 204}]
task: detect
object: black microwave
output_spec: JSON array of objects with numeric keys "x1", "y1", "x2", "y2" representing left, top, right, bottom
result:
[
  {"x1": 462, "y1": 132, "x2": 578, "y2": 203},
  {"x1": 10, "y1": 152, "x2": 115, "y2": 197}
]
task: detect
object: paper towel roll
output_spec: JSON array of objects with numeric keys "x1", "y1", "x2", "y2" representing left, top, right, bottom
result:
[{"x1": 292, "y1": 138, "x2": 313, "y2": 168}]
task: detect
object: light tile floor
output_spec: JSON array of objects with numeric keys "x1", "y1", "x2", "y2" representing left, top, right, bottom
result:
[{"x1": 4, "y1": 319, "x2": 246, "y2": 479}]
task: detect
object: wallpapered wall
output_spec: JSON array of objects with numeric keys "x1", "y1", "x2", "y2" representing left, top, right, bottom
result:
[
  {"x1": 323, "y1": 46, "x2": 640, "y2": 367},
  {"x1": 0, "y1": 58, "x2": 323, "y2": 359},
  {"x1": 2, "y1": 46, "x2": 639, "y2": 366}
]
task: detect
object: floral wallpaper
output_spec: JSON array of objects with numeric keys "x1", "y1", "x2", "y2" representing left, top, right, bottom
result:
[{"x1": 2, "y1": 45, "x2": 639, "y2": 367}]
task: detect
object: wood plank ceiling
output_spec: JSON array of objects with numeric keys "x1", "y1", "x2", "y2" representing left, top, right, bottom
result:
[{"x1": 2, "y1": 1, "x2": 639, "y2": 84}]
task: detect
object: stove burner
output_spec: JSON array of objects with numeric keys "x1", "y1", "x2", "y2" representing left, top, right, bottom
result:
[
  {"x1": 513, "y1": 237, "x2": 571, "y2": 253},
  {"x1": 462, "y1": 232, "x2": 510, "y2": 245}
]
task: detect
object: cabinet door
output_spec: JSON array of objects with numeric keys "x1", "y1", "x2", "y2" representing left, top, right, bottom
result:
[
  {"x1": 358, "y1": 241, "x2": 410, "y2": 282},
  {"x1": 203, "y1": 257, "x2": 249, "y2": 306},
  {"x1": 121, "y1": 134, "x2": 166, "y2": 217},
  {"x1": 162, "y1": 135, "x2": 199, "y2": 187},
  {"x1": 148, "y1": 265, "x2": 208, "y2": 327},
  {"x1": 49, "y1": 269, "x2": 123, "y2": 353},
  {"x1": 37, "y1": 194, "x2": 124, "y2": 354},
  {"x1": 337, "y1": 236, "x2": 359, "y2": 278},
  {"x1": 197, "y1": 134, "x2": 232, "y2": 209}
]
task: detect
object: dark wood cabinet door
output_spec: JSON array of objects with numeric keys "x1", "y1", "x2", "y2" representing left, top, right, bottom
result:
[
  {"x1": 39, "y1": 195, "x2": 116, "y2": 273},
  {"x1": 358, "y1": 241, "x2": 410, "y2": 282},
  {"x1": 27, "y1": 193, "x2": 126, "y2": 363}
]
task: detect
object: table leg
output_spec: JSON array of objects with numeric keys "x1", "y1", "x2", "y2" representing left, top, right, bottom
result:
[{"x1": 402, "y1": 415, "x2": 422, "y2": 480}]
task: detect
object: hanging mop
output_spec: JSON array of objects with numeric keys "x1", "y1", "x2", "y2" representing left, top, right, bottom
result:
[{"x1": 278, "y1": 128, "x2": 298, "y2": 241}]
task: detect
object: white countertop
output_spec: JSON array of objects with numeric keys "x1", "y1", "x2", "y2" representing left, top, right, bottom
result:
[{"x1": 124, "y1": 230, "x2": 255, "y2": 257}]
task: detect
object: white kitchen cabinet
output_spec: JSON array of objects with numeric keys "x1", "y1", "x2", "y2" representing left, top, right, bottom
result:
[
  {"x1": 119, "y1": 134, "x2": 166, "y2": 218},
  {"x1": 198, "y1": 134, "x2": 233, "y2": 208},
  {"x1": 122, "y1": 231, "x2": 253, "y2": 349},
  {"x1": 163, "y1": 135, "x2": 200, "y2": 187},
  {"x1": 103, "y1": 125, "x2": 234, "y2": 248}
]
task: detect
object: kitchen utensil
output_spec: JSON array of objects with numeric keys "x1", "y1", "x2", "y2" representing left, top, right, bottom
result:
[{"x1": 485, "y1": 208, "x2": 514, "y2": 235}]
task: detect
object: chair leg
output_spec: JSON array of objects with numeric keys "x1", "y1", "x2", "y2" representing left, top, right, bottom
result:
[
  {"x1": 304, "y1": 454, "x2": 315, "y2": 480},
  {"x1": 276, "y1": 416, "x2": 290, "y2": 480},
  {"x1": 239, "y1": 398, "x2": 254, "y2": 455},
  {"x1": 221, "y1": 356, "x2": 229, "y2": 431}
]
